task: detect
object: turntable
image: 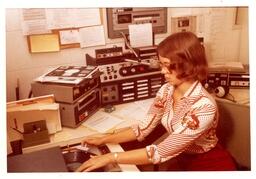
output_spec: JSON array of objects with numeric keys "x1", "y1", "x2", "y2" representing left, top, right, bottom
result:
[
  {"x1": 61, "y1": 144, "x2": 120, "y2": 172},
  {"x1": 62, "y1": 148, "x2": 104, "y2": 172},
  {"x1": 35, "y1": 66, "x2": 100, "y2": 85}
]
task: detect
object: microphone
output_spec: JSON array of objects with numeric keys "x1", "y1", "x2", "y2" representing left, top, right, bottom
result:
[
  {"x1": 120, "y1": 32, "x2": 143, "y2": 64},
  {"x1": 120, "y1": 32, "x2": 159, "y2": 68}
]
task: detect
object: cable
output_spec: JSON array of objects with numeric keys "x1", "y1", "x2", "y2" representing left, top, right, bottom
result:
[
  {"x1": 11, "y1": 127, "x2": 24, "y2": 134},
  {"x1": 224, "y1": 92, "x2": 237, "y2": 103}
]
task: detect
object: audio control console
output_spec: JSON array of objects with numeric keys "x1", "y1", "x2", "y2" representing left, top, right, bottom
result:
[{"x1": 99, "y1": 59, "x2": 161, "y2": 83}]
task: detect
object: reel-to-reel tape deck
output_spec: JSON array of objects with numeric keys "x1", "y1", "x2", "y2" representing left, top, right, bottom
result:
[{"x1": 34, "y1": 66, "x2": 100, "y2": 85}]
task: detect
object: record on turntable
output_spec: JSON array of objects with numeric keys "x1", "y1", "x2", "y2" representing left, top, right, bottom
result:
[{"x1": 34, "y1": 66, "x2": 100, "y2": 85}]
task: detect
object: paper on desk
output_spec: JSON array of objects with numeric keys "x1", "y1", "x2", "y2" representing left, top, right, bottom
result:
[
  {"x1": 116, "y1": 98, "x2": 154, "y2": 121},
  {"x1": 82, "y1": 111, "x2": 123, "y2": 133},
  {"x1": 134, "y1": 98, "x2": 154, "y2": 110}
]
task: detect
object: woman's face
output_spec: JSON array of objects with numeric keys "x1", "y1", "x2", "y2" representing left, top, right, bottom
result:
[{"x1": 159, "y1": 55, "x2": 184, "y2": 86}]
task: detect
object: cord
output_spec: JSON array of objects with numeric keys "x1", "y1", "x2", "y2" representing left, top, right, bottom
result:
[
  {"x1": 11, "y1": 127, "x2": 24, "y2": 134},
  {"x1": 224, "y1": 92, "x2": 237, "y2": 103}
]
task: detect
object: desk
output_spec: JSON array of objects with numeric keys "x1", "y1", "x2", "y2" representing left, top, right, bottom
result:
[
  {"x1": 22, "y1": 89, "x2": 250, "y2": 170},
  {"x1": 21, "y1": 99, "x2": 155, "y2": 171},
  {"x1": 215, "y1": 88, "x2": 250, "y2": 105}
]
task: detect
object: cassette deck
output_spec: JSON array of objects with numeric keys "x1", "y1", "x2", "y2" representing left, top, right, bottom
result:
[
  {"x1": 59, "y1": 89, "x2": 101, "y2": 128},
  {"x1": 31, "y1": 65, "x2": 101, "y2": 128}
]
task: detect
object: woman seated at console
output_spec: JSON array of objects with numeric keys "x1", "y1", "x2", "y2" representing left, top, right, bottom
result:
[{"x1": 76, "y1": 31, "x2": 236, "y2": 172}]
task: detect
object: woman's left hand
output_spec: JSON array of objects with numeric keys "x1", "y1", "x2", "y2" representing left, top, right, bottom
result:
[{"x1": 75, "y1": 153, "x2": 113, "y2": 172}]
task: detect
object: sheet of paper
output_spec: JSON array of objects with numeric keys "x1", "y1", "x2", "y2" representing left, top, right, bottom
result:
[
  {"x1": 72, "y1": 8, "x2": 101, "y2": 27},
  {"x1": 7, "y1": 103, "x2": 59, "y2": 113},
  {"x1": 128, "y1": 23, "x2": 153, "y2": 48},
  {"x1": 170, "y1": 8, "x2": 192, "y2": 17},
  {"x1": 79, "y1": 25, "x2": 106, "y2": 48},
  {"x1": 59, "y1": 29, "x2": 80, "y2": 45},
  {"x1": 119, "y1": 106, "x2": 147, "y2": 121},
  {"x1": 21, "y1": 8, "x2": 51, "y2": 35},
  {"x1": 116, "y1": 98, "x2": 154, "y2": 121},
  {"x1": 46, "y1": 8, "x2": 73, "y2": 29},
  {"x1": 46, "y1": 8, "x2": 101, "y2": 29},
  {"x1": 134, "y1": 98, "x2": 154, "y2": 111},
  {"x1": 82, "y1": 111, "x2": 123, "y2": 133}
]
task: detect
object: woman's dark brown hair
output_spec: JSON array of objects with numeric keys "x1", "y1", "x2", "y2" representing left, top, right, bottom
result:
[{"x1": 157, "y1": 31, "x2": 208, "y2": 81}]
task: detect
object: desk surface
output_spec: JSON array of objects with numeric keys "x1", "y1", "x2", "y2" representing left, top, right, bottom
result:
[
  {"x1": 215, "y1": 88, "x2": 250, "y2": 106},
  {"x1": 21, "y1": 88, "x2": 250, "y2": 171},
  {"x1": 22, "y1": 99, "x2": 153, "y2": 171}
]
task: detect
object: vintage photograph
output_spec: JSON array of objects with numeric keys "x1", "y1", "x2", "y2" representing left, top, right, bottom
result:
[{"x1": 2, "y1": 0, "x2": 254, "y2": 178}]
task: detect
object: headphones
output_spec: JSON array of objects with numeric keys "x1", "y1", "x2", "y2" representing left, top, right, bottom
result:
[{"x1": 214, "y1": 86, "x2": 229, "y2": 98}]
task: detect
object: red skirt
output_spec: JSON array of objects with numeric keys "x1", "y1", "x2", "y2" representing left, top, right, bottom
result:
[{"x1": 175, "y1": 144, "x2": 237, "y2": 171}]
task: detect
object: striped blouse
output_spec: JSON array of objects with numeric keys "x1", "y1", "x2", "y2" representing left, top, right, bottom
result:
[{"x1": 131, "y1": 80, "x2": 219, "y2": 164}]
